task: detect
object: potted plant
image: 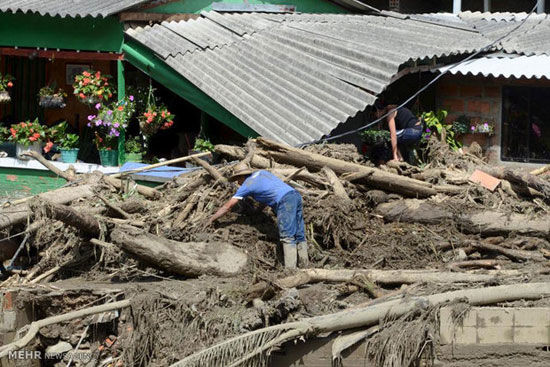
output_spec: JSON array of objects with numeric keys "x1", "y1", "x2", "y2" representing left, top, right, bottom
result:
[
  {"x1": 421, "y1": 110, "x2": 461, "y2": 151},
  {"x1": 0, "y1": 73, "x2": 14, "y2": 104},
  {"x1": 456, "y1": 117, "x2": 495, "y2": 148},
  {"x1": 7, "y1": 119, "x2": 47, "y2": 159},
  {"x1": 125, "y1": 137, "x2": 144, "y2": 163},
  {"x1": 360, "y1": 129, "x2": 391, "y2": 163},
  {"x1": 38, "y1": 85, "x2": 67, "y2": 109},
  {"x1": 49, "y1": 121, "x2": 79, "y2": 163},
  {"x1": 73, "y1": 70, "x2": 114, "y2": 105},
  {"x1": 138, "y1": 104, "x2": 175, "y2": 136},
  {"x1": 88, "y1": 96, "x2": 135, "y2": 166}
]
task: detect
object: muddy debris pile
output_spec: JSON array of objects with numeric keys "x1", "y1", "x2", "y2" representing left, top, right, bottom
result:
[{"x1": 0, "y1": 137, "x2": 549, "y2": 367}]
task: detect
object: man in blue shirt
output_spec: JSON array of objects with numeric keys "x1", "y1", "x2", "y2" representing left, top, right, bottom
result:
[{"x1": 207, "y1": 163, "x2": 308, "y2": 269}]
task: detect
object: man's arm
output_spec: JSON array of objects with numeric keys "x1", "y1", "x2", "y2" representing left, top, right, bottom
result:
[{"x1": 207, "y1": 197, "x2": 240, "y2": 226}]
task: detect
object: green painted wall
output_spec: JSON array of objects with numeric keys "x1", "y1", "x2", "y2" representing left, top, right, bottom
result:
[
  {"x1": 0, "y1": 13, "x2": 123, "y2": 52},
  {"x1": 146, "y1": 0, "x2": 346, "y2": 14},
  {"x1": 123, "y1": 40, "x2": 258, "y2": 139},
  {"x1": 0, "y1": 168, "x2": 65, "y2": 198}
]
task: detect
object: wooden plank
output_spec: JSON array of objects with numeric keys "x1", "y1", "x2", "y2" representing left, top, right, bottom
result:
[{"x1": 0, "y1": 48, "x2": 124, "y2": 61}]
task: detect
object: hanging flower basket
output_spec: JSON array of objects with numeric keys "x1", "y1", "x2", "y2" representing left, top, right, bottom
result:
[
  {"x1": 73, "y1": 70, "x2": 114, "y2": 105},
  {"x1": 39, "y1": 95, "x2": 66, "y2": 109},
  {"x1": 0, "y1": 74, "x2": 14, "y2": 104},
  {"x1": 138, "y1": 105, "x2": 175, "y2": 136},
  {"x1": 0, "y1": 91, "x2": 11, "y2": 104}
]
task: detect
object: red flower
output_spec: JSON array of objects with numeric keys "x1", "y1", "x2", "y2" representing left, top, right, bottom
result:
[
  {"x1": 32, "y1": 133, "x2": 40, "y2": 139},
  {"x1": 146, "y1": 118, "x2": 153, "y2": 123},
  {"x1": 108, "y1": 93, "x2": 112, "y2": 98},
  {"x1": 161, "y1": 111, "x2": 166, "y2": 118},
  {"x1": 20, "y1": 122, "x2": 26, "y2": 128},
  {"x1": 7, "y1": 81, "x2": 13, "y2": 88},
  {"x1": 79, "y1": 93, "x2": 86, "y2": 99},
  {"x1": 117, "y1": 106, "x2": 124, "y2": 111},
  {"x1": 95, "y1": 71, "x2": 101, "y2": 79},
  {"x1": 44, "y1": 141, "x2": 54, "y2": 153},
  {"x1": 29, "y1": 136, "x2": 37, "y2": 142},
  {"x1": 83, "y1": 71, "x2": 91, "y2": 77},
  {"x1": 9, "y1": 128, "x2": 16, "y2": 137},
  {"x1": 83, "y1": 78, "x2": 91, "y2": 85}
]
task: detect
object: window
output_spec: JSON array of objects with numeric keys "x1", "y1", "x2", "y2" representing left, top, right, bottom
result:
[{"x1": 502, "y1": 86, "x2": 550, "y2": 163}]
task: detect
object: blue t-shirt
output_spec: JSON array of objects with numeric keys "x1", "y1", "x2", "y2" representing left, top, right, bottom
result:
[{"x1": 233, "y1": 170, "x2": 295, "y2": 209}]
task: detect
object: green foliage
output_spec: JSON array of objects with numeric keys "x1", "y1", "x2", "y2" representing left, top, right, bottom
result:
[
  {"x1": 193, "y1": 138, "x2": 214, "y2": 152},
  {"x1": 125, "y1": 137, "x2": 144, "y2": 154},
  {"x1": 7, "y1": 119, "x2": 47, "y2": 145},
  {"x1": 421, "y1": 110, "x2": 462, "y2": 151},
  {"x1": 49, "y1": 121, "x2": 79, "y2": 149},
  {"x1": 0, "y1": 74, "x2": 14, "y2": 92},
  {"x1": 452, "y1": 115, "x2": 470, "y2": 135},
  {"x1": 360, "y1": 129, "x2": 390, "y2": 146}
]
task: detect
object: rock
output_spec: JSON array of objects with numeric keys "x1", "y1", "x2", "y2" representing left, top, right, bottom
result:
[
  {"x1": 454, "y1": 249, "x2": 468, "y2": 261},
  {"x1": 46, "y1": 341, "x2": 72, "y2": 356}
]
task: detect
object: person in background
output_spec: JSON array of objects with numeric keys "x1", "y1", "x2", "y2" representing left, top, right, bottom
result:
[
  {"x1": 374, "y1": 99, "x2": 423, "y2": 162},
  {"x1": 207, "y1": 163, "x2": 308, "y2": 270}
]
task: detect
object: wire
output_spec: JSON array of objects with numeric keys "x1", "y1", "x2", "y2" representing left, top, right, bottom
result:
[{"x1": 299, "y1": 2, "x2": 539, "y2": 146}]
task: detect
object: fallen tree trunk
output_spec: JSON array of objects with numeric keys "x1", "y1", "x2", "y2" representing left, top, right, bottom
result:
[
  {"x1": 103, "y1": 175, "x2": 161, "y2": 199},
  {"x1": 173, "y1": 282, "x2": 550, "y2": 367},
  {"x1": 247, "y1": 268, "x2": 517, "y2": 298},
  {"x1": 110, "y1": 225, "x2": 248, "y2": 277},
  {"x1": 470, "y1": 242, "x2": 546, "y2": 262},
  {"x1": 255, "y1": 137, "x2": 437, "y2": 198},
  {"x1": 322, "y1": 167, "x2": 351, "y2": 202},
  {"x1": 0, "y1": 299, "x2": 131, "y2": 358},
  {"x1": 0, "y1": 184, "x2": 95, "y2": 231},
  {"x1": 481, "y1": 167, "x2": 550, "y2": 199},
  {"x1": 215, "y1": 144, "x2": 280, "y2": 169},
  {"x1": 42, "y1": 201, "x2": 101, "y2": 237},
  {"x1": 22, "y1": 150, "x2": 75, "y2": 181},
  {"x1": 376, "y1": 199, "x2": 550, "y2": 238}
]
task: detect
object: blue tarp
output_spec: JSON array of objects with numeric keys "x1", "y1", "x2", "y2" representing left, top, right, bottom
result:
[{"x1": 119, "y1": 162, "x2": 199, "y2": 179}]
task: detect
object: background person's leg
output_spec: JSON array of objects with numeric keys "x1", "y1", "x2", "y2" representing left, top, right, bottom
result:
[
  {"x1": 293, "y1": 193, "x2": 308, "y2": 267},
  {"x1": 277, "y1": 194, "x2": 298, "y2": 269}
]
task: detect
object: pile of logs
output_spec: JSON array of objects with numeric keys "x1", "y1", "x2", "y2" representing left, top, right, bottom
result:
[{"x1": 0, "y1": 137, "x2": 549, "y2": 366}]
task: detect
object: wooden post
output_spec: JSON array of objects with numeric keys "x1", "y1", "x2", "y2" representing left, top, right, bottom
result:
[{"x1": 117, "y1": 60, "x2": 126, "y2": 166}]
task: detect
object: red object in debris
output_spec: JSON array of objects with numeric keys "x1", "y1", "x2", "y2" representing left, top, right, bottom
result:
[
  {"x1": 469, "y1": 169, "x2": 501, "y2": 191},
  {"x1": 3, "y1": 292, "x2": 13, "y2": 310}
]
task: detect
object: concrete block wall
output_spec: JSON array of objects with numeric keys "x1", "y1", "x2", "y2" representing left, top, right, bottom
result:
[{"x1": 440, "y1": 306, "x2": 550, "y2": 345}]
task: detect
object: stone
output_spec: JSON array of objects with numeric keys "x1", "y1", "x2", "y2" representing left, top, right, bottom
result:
[{"x1": 46, "y1": 341, "x2": 73, "y2": 356}]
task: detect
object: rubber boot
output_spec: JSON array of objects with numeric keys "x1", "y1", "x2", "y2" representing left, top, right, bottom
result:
[
  {"x1": 282, "y1": 241, "x2": 297, "y2": 270},
  {"x1": 296, "y1": 242, "x2": 309, "y2": 268}
]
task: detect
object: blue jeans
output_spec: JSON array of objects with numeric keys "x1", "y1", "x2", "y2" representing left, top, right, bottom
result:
[
  {"x1": 397, "y1": 126, "x2": 423, "y2": 146},
  {"x1": 276, "y1": 190, "x2": 306, "y2": 245},
  {"x1": 397, "y1": 127, "x2": 422, "y2": 161}
]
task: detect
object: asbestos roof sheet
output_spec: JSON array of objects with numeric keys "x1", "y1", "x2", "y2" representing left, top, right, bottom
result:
[
  {"x1": 457, "y1": 11, "x2": 550, "y2": 55},
  {"x1": 438, "y1": 54, "x2": 550, "y2": 80},
  {"x1": 126, "y1": 11, "x2": 488, "y2": 146},
  {"x1": 0, "y1": 0, "x2": 148, "y2": 18}
]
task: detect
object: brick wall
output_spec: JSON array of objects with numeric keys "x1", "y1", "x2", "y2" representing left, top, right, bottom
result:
[
  {"x1": 437, "y1": 75, "x2": 501, "y2": 161},
  {"x1": 437, "y1": 75, "x2": 550, "y2": 163}
]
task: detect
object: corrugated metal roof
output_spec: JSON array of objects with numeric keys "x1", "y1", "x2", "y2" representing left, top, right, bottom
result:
[
  {"x1": 457, "y1": 11, "x2": 550, "y2": 55},
  {"x1": 438, "y1": 54, "x2": 550, "y2": 80},
  {"x1": 126, "y1": 11, "x2": 488, "y2": 146},
  {"x1": 0, "y1": 0, "x2": 148, "y2": 18}
]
